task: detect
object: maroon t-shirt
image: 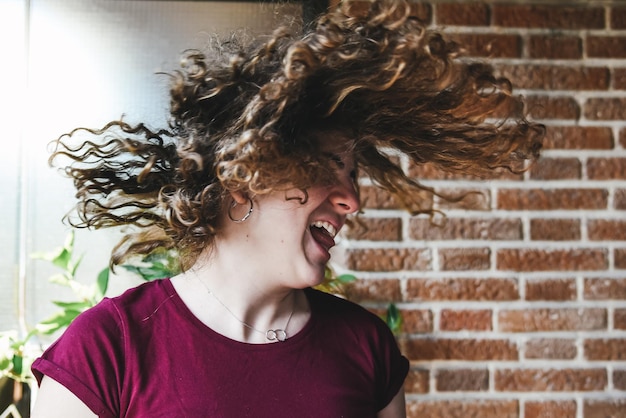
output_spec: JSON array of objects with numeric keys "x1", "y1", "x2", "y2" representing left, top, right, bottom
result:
[{"x1": 32, "y1": 279, "x2": 408, "y2": 417}]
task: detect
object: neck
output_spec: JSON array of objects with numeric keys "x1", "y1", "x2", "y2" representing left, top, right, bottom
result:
[{"x1": 179, "y1": 248, "x2": 303, "y2": 343}]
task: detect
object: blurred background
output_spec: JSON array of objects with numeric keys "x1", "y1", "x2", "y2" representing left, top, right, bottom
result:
[
  {"x1": 0, "y1": 0, "x2": 302, "y2": 335},
  {"x1": 2, "y1": 1, "x2": 626, "y2": 417}
]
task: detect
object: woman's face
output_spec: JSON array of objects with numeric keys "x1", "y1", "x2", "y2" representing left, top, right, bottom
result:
[{"x1": 226, "y1": 132, "x2": 360, "y2": 289}]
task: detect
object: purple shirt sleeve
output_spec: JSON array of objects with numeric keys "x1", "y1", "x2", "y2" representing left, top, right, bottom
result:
[{"x1": 32, "y1": 299, "x2": 124, "y2": 418}]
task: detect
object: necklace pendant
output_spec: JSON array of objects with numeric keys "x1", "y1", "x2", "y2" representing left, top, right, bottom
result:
[{"x1": 266, "y1": 329, "x2": 287, "y2": 342}]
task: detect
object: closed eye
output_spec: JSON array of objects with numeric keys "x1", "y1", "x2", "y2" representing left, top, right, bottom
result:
[
  {"x1": 328, "y1": 154, "x2": 345, "y2": 169},
  {"x1": 324, "y1": 152, "x2": 357, "y2": 186}
]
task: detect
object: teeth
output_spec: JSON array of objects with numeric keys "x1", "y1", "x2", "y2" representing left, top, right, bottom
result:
[{"x1": 310, "y1": 221, "x2": 337, "y2": 238}]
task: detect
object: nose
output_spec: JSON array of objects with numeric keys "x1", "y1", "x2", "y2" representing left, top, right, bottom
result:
[{"x1": 328, "y1": 179, "x2": 361, "y2": 215}]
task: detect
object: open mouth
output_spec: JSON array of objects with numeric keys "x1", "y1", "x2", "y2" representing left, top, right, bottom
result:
[{"x1": 309, "y1": 220, "x2": 337, "y2": 251}]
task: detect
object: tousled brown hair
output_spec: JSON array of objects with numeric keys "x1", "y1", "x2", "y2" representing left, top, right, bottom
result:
[{"x1": 50, "y1": 0, "x2": 543, "y2": 269}]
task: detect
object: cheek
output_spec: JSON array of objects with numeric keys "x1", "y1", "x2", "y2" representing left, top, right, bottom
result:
[
  {"x1": 300, "y1": 186, "x2": 331, "y2": 204},
  {"x1": 284, "y1": 189, "x2": 309, "y2": 203}
]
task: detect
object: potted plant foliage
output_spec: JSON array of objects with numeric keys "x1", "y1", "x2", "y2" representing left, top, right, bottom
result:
[{"x1": 0, "y1": 232, "x2": 108, "y2": 418}]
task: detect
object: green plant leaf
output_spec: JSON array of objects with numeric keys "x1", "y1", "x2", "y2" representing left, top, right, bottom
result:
[
  {"x1": 48, "y1": 272, "x2": 71, "y2": 286},
  {"x1": 30, "y1": 232, "x2": 77, "y2": 271},
  {"x1": 0, "y1": 355, "x2": 11, "y2": 372},
  {"x1": 68, "y1": 253, "x2": 84, "y2": 277},
  {"x1": 95, "y1": 268, "x2": 109, "y2": 300},
  {"x1": 336, "y1": 274, "x2": 357, "y2": 284},
  {"x1": 51, "y1": 301, "x2": 91, "y2": 311},
  {"x1": 53, "y1": 231, "x2": 76, "y2": 271},
  {"x1": 121, "y1": 263, "x2": 174, "y2": 281},
  {"x1": 37, "y1": 310, "x2": 83, "y2": 335},
  {"x1": 31, "y1": 246, "x2": 70, "y2": 270},
  {"x1": 119, "y1": 248, "x2": 181, "y2": 281},
  {"x1": 11, "y1": 354, "x2": 23, "y2": 376},
  {"x1": 385, "y1": 303, "x2": 402, "y2": 335}
]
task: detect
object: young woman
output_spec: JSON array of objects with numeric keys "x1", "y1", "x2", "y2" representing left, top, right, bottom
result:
[{"x1": 31, "y1": 0, "x2": 543, "y2": 416}]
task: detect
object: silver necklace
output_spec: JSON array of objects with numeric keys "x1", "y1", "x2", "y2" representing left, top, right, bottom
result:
[{"x1": 195, "y1": 276, "x2": 294, "y2": 342}]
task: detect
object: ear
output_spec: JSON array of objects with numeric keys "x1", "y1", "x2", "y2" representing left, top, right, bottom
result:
[{"x1": 229, "y1": 191, "x2": 248, "y2": 205}]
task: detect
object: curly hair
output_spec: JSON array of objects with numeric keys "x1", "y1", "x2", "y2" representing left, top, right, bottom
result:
[{"x1": 50, "y1": 0, "x2": 543, "y2": 269}]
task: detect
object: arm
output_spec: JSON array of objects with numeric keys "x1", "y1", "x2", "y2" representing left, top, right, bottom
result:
[
  {"x1": 31, "y1": 376, "x2": 97, "y2": 418},
  {"x1": 377, "y1": 387, "x2": 406, "y2": 418}
]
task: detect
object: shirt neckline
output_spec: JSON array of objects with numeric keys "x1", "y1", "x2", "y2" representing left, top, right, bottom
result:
[{"x1": 162, "y1": 278, "x2": 318, "y2": 351}]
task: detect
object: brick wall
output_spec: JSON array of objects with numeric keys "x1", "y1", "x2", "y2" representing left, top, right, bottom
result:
[{"x1": 337, "y1": 2, "x2": 626, "y2": 417}]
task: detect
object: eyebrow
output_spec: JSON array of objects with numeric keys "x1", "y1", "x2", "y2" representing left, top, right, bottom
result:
[
  {"x1": 331, "y1": 155, "x2": 346, "y2": 169},
  {"x1": 323, "y1": 152, "x2": 346, "y2": 169}
]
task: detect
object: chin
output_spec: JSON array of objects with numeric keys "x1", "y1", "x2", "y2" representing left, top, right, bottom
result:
[{"x1": 294, "y1": 265, "x2": 327, "y2": 289}]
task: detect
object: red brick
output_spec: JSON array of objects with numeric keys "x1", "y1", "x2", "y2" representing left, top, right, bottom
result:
[
  {"x1": 493, "y1": 4, "x2": 605, "y2": 29},
  {"x1": 495, "y1": 368, "x2": 607, "y2": 391},
  {"x1": 344, "y1": 248, "x2": 431, "y2": 272},
  {"x1": 409, "y1": 161, "x2": 520, "y2": 181},
  {"x1": 622, "y1": 128, "x2": 626, "y2": 148},
  {"x1": 435, "y1": 369, "x2": 488, "y2": 391},
  {"x1": 440, "y1": 309, "x2": 492, "y2": 331},
  {"x1": 439, "y1": 247, "x2": 490, "y2": 271},
  {"x1": 585, "y1": 339, "x2": 626, "y2": 360},
  {"x1": 499, "y1": 308, "x2": 607, "y2": 332},
  {"x1": 407, "y1": 400, "x2": 518, "y2": 418},
  {"x1": 498, "y1": 188, "x2": 608, "y2": 210},
  {"x1": 344, "y1": 1, "x2": 431, "y2": 22},
  {"x1": 589, "y1": 219, "x2": 626, "y2": 241},
  {"x1": 343, "y1": 217, "x2": 402, "y2": 241},
  {"x1": 584, "y1": 399, "x2": 626, "y2": 418},
  {"x1": 343, "y1": 278, "x2": 402, "y2": 302},
  {"x1": 400, "y1": 338, "x2": 518, "y2": 361},
  {"x1": 530, "y1": 219, "x2": 580, "y2": 241},
  {"x1": 587, "y1": 158, "x2": 626, "y2": 180},
  {"x1": 497, "y1": 65, "x2": 609, "y2": 90},
  {"x1": 526, "y1": 95, "x2": 580, "y2": 120},
  {"x1": 525, "y1": 278, "x2": 577, "y2": 301},
  {"x1": 497, "y1": 248, "x2": 608, "y2": 271},
  {"x1": 616, "y1": 309, "x2": 626, "y2": 329},
  {"x1": 400, "y1": 309, "x2": 433, "y2": 333},
  {"x1": 616, "y1": 68, "x2": 626, "y2": 90},
  {"x1": 585, "y1": 98, "x2": 626, "y2": 120},
  {"x1": 617, "y1": 248, "x2": 626, "y2": 269},
  {"x1": 617, "y1": 189, "x2": 626, "y2": 210},
  {"x1": 612, "y1": 6, "x2": 626, "y2": 29},
  {"x1": 450, "y1": 33, "x2": 521, "y2": 58},
  {"x1": 510, "y1": 248, "x2": 607, "y2": 272},
  {"x1": 528, "y1": 35, "x2": 582, "y2": 59},
  {"x1": 436, "y1": 3, "x2": 489, "y2": 26},
  {"x1": 584, "y1": 278, "x2": 626, "y2": 300},
  {"x1": 543, "y1": 126, "x2": 613, "y2": 150},
  {"x1": 524, "y1": 338, "x2": 577, "y2": 360},
  {"x1": 409, "y1": 162, "x2": 476, "y2": 180},
  {"x1": 587, "y1": 36, "x2": 626, "y2": 58},
  {"x1": 529, "y1": 158, "x2": 581, "y2": 180},
  {"x1": 614, "y1": 369, "x2": 626, "y2": 390},
  {"x1": 405, "y1": 278, "x2": 519, "y2": 301},
  {"x1": 524, "y1": 400, "x2": 577, "y2": 418},
  {"x1": 410, "y1": 217, "x2": 521, "y2": 241},
  {"x1": 404, "y1": 369, "x2": 429, "y2": 394},
  {"x1": 359, "y1": 185, "x2": 403, "y2": 209}
]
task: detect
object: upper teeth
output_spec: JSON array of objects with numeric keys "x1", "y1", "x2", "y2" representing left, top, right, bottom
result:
[{"x1": 311, "y1": 221, "x2": 337, "y2": 238}]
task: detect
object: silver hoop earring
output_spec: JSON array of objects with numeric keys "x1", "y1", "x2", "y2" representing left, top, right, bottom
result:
[{"x1": 228, "y1": 198, "x2": 253, "y2": 223}]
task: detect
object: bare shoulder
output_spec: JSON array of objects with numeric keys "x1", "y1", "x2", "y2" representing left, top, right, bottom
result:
[{"x1": 31, "y1": 376, "x2": 97, "y2": 418}]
